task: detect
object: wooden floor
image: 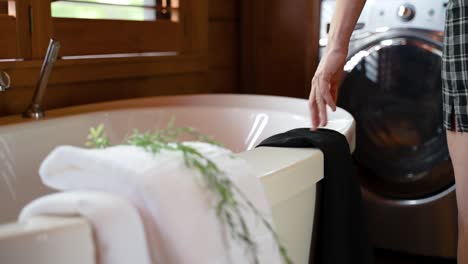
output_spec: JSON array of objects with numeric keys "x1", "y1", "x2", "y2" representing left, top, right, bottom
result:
[{"x1": 375, "y1": 249, "x2": 456, "y2": 264}]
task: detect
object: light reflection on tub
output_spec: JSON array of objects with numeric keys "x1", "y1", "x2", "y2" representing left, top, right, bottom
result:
[{"x1": 245, "y1": 113, "x2": 269, "y2": 150}]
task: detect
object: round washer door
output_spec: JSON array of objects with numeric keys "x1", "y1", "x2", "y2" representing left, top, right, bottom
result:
[{"x1": 338, "y1": 35, "x2": 454, "y2": 200}]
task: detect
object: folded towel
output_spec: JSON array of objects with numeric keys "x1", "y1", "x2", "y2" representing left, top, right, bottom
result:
[
  {"x1": 258, "y1": 128, "x2": 374, "y2": 264},
  {"x1": 19, "y1": 191, "x2": 152, "y2": 264},
  {"x1": 37, "y1": 142, "x2": 281, "y2": 264}
]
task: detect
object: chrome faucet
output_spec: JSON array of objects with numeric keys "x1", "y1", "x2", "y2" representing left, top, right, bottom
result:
[
  {"x1": 23, "y1": 39, "x2": 61, "y2": 119},
  {"x1": 0, "y1": 71, "x2": 10, "y2": 92}
]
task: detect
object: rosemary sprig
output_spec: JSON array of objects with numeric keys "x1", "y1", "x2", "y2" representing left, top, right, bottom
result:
[
  {"x1": 86, "y1": 122, "x2": 292, "y2": 264},
  {"x1": 85, "y1": 124, "x2": 110, "y2": 149}
]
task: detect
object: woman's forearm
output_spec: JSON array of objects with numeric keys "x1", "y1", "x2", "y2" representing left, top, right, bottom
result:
[{"x1": 327, "y1": 0, "x2": 366, "y2": 54}]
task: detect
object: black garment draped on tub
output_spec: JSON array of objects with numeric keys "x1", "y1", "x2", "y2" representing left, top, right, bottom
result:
[{"x1": 257, "y1": 128, "x2": 373, "y2": 264}]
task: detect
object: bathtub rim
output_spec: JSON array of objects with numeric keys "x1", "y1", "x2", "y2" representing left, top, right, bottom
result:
[{"x1": 0, "y1": 93, "x2": 355, "y2": 152}]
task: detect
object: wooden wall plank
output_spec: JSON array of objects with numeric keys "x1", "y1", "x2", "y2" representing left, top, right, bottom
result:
[
  {"x1": 31, "y1": 0, "x2": 53, "y2": 58},
  {"x1": 240, "y1": 0, "x2": 320, "y2": 98},
  {"x1": 305, "y1": 0, "x2": 321, "y2": 87},
  {"x1": 1, "y1": 70, "x2": 239, "y2": 116},
  {"x1": 209, "y1": 0, "x2": 236, "y2": 20},
  {"x1": 207, "y1": 0, "x2": 239, "y2": 93},
  {"x1": 0, "y1": 16, "x2": 19, "y2": 58},
  {"x1": 209, "y1": 21, "x2": 237, "y2": 69},
  {"x1": 54, "y1": 19, "x2": 181, "y2": 56},
  {"x1": 11, "y1": 0, "x2": 32, "y2": 58},
  {"x1": 209, "y1": 69, "x2": 236, "y2": 93},
  {"x1": 1, "y1": 73, "x2": 211, "y2": 115},
  {"x1": 3, "y1": 54, "x2": 207, "y2": 87},
  {"x1": 0, "y1": 2, "x2": 7, "y2": 13},
  {"x1": 183, "y1": 0, "x2": 208, "y2": 54}
]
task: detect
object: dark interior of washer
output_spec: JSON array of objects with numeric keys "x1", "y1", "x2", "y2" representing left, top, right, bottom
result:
[{"x1": 338, "y1": 38, "x2": 454, "y2": 199}]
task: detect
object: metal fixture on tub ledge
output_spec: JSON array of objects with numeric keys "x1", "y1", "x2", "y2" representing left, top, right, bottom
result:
[
  {"x1": 0, "y1": 70, "x2": 10, "y2": 92},
  {"x1": 23, "y1": 39, "x2": 61, "y2": 119}
]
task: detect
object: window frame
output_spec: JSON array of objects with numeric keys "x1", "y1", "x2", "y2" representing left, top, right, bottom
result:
[
  {"x1": 0, "y1": 14, "x2": 19, "y2": 58},
  {"x1": 51, "y1": 0, "x2": 183, "y2": 56},
  {"x1": 0, "y1": 0, "x2": 208, "y2": 87},
  {"x1": 54, "y1": 18, "x2": 182, "y2": 56},
  {"x1": 0, "y1": 2, "x2": 7, "y2": 13}
]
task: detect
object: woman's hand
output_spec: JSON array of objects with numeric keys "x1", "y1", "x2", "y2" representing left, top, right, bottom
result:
[{"x1": 309, "y1": 48, "x2": 347, "y2": 130}]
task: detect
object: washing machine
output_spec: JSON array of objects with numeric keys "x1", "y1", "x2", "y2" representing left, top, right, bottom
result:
[{"x1": 320, "y1": 0, "x2": 457, "y2": 258}]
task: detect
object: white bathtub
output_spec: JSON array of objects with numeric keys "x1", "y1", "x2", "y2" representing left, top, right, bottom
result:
[{"x1": 0, "y1": 94, "x2": 355, "y2": 264}]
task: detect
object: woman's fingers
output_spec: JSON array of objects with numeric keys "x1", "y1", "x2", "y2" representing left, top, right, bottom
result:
[
  {"x1": 323, "y1": 82, "x2": 337, "y2": 112},
  {"x1": 311, "y1": 100, "x2": 320, "y2": 130},
  {"x1": 316, "y1": 81, "x2": 327, "y2": 127},
  {"x1": 309, "y1": 80, "x2": 320, "y2": 130},
  {"x1": 310, "y1": 71, "x2": 339, "y2": 129}
]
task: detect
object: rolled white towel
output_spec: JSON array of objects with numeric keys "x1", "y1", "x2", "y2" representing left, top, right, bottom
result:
[
  {"x1": 39, "y1": 142, "x2": 282, "y2": 264},
  {"x1": 20, "y1": 191, "x2": 152, "y2": 264}
]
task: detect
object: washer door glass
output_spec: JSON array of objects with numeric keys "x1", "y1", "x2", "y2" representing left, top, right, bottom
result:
[{"x1": 338, "y1": 37, "x2": 454, "y2": 199}]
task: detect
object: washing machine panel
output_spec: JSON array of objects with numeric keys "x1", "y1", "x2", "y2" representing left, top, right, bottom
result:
[
  {"x1": 338, "y1": 33, "x2": 453, "y2": 200},
  {"x1": 320, "y1": 0, "x2": 458, "y2": 258},
  {"x1": 337, "y1": 32, "x2": 458, "y2": 257}
]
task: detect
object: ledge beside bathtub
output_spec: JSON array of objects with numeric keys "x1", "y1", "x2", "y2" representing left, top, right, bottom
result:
[
  {"x1": 236, "y1": 147, "x2": 324, "y2": 208},
  {"x1": 0, "y1": 216, "x2": 95, "y2": 264}
]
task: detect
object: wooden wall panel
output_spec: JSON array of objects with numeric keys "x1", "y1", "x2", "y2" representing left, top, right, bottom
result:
[
  {"x1": 209, "y1": 69, "x2": 237, "y2": 93},
  {"x1": 53, "y1": 19, "x2": 181, "y2": 56},
  {"x1": 209, "y1": 21, "x2": 237, "y2": 69},
  {"x1": 209, "y1": 0, "x2": 236, "y2": 20},
  {"x1": 0, "y1": 3, "x2": 7, "y2": 14},
  {"x1": 0, "y1": 16, "x2": 19, "y2": 59},
  {"x1": 182, "y1": 0, "x2": 209, "y2": 54},
  {"x1": 208, "y1": 0, "x2": 238, "y2": 93},
  {"x1": 2, "y1": 73, "x2": 210, "y2": 115},
  {"x1": 240, "y1": 0, "x2": 320, "y2": 98},
  {"x1": 0, "y1": 0, "x2": 240, "y2": 116},
  {"x1": 306, "y1": 0, "x2": 321, "y2": 88},
  {"x1": 0, "y1": 1, "x2": 8, "y2": 14}
]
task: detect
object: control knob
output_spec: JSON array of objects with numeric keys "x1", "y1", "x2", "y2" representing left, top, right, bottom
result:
[{"x1": 397, "y1": 4, "x2": 416, "y2": 22}]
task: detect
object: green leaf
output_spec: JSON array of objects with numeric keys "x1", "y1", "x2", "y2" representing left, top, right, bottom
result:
[{"x1": 86, "y1": 124, "x2": 110, "y2": 149}]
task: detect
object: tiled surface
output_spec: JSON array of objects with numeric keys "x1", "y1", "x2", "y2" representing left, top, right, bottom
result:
[{"x1": 375, "y1": 249, "x2": 456, "y2": 264}]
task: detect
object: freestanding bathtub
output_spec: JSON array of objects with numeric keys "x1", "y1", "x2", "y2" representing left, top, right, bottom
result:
[{"x1": 0, "y1": 94, "x2": 355, "y2": 264}]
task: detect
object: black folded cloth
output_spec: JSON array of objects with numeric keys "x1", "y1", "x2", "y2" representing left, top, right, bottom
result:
[{"x1": 257, "y1": 128, "x2": 373, "y2": 264}]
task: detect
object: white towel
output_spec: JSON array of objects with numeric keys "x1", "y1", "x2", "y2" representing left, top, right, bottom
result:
[
  {"x1": 37, "y1": 142, "x2": 281, "y2": 264},
  {"x1": 19, "y1": 191, "x2": 152, "y2": 264}
]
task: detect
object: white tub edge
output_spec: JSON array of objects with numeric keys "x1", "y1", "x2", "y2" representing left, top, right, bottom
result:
[{"x1": 0, "y1": 216, "x2": 95, "y2": 264}]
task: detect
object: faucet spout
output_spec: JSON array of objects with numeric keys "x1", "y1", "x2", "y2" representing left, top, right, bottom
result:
[{"x1": 23, "y1": 39, "x2": 61, "y2": 119}]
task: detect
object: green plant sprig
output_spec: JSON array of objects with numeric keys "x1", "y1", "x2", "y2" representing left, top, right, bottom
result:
[
  {"x1": 85, "y1": 124, "x2": 110, "y2": 149},
  {"x1": 86, "y1": 121, "x2": 292, "y2": 264}
]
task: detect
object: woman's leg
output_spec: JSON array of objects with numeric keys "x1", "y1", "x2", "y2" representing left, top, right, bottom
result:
[{"x1": 447, "y1": 131, "x2": 468, "y2": 263}]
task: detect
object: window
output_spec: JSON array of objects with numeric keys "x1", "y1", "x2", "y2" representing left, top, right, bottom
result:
[
  {"x1": 51, "y1": 0, "x2": 182, "y2": 56},
  {"x1": 51, "y1": 0, "x2": 179, "y2": 21},
  {"x1": 0, "y1": 0, "x2": 187, "y2": 59},
  {"x1": 0, "y1": 0, "x2": 207, "y2": 87}
]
